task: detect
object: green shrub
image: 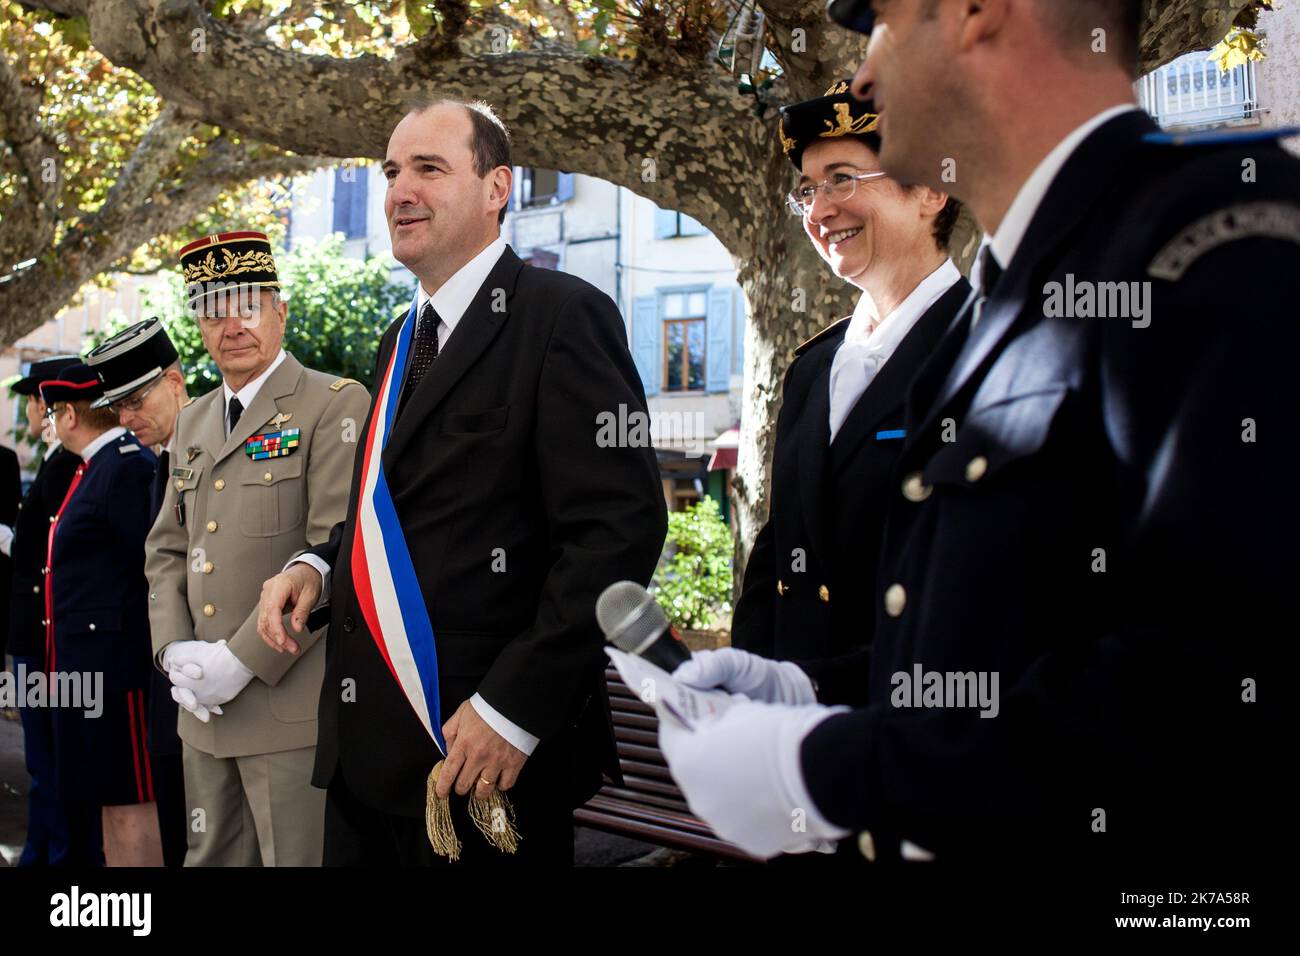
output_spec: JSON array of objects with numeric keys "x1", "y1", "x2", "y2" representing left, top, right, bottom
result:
[{"x1": 651, "y1": 496, "x2": 733, "y2": 632}]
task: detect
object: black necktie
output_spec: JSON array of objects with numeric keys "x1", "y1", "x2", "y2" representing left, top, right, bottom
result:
[
  {"x1": 150, "y1": 448, "x2": 170, "y2": 518},
  {"x1": 228, "y1": 396, "x2": 243, "y2": 435},
  {"x1": 399, "y1": 302, "x2": 440, "y2": 415},
  {"x1": 971, "y1": 244, "x2": 1003, "y2": 327}
]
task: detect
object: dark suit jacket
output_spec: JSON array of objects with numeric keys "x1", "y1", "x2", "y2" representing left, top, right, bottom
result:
[
  {"x1": 49, "y1": 433, "x2": 156, "y2": 689},
  {"x1": 310, "y1": 245, "x2": 667, "y2": 817},
  {"x1": 0, "y1": 444, "x2": 20, "y2": 661},
  {"x1": 800, "y1": 112, "x2": 1293, "y2": 866},
  {"x1": 7, "y1": 446, "x2": 80, "y2": 662},
  {"x1": 732, "y1": 277, "x2": 970, "y2": 662}
]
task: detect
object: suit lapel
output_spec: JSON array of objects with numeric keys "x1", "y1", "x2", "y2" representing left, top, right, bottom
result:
[
  {"x1": 212, "y1": 354, "x2": 305, "y2": 467},
  {"x1": 916, "y1": 110, "x2": 1158, "y2": 436},
  {"x1": 797, "y1": 346, "x2": 836, "y2": 563},
  {"x1": 828, "y1": 276, "x2": 971, "y2": 470},
  {"x1": 383, "y1": 247, "x2": 525, "y2": 465}
]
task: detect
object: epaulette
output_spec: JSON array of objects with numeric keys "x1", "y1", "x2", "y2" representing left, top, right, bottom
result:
[
  {"x1": 793, "y1": 315, "x2": 852, "y2": 356},
  {"x1": 329, "y1": 378, "x2": 363, "y2": 392},
  {"x1": 118, "y1": 443, "x2": 140, "y2": 455},
  {"x1": 1142, "y1": 125, "x2": 1300, "y2": 148}
]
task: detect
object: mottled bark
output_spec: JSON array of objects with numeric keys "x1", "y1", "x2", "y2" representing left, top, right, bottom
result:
[{"x1": 6, "y1": 0, "x2": 1265, "y2": 589}]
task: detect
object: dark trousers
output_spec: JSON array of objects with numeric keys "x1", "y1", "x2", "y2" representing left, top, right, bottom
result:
[
  {"x1": 14, "y1": 655, "x2": 102, "y2": 867},
  {"x1": 152, "y1": 751, "x2": 188, "y2": 868},
  {"x1": 323, "y1": 768, "x2": 574, "y2": 867}
]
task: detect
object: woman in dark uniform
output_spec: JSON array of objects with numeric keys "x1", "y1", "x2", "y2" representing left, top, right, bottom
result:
[{"x1": 41, "y1": 366, "x2": 161, "y2": 866}]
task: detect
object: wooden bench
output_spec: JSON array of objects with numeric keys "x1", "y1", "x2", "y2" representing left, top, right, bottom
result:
[{"x1": 574, "y1": 666, "x2": 756, "y2": 862}]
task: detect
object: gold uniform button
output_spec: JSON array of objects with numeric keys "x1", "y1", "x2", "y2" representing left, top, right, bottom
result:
[
  {"x1": 884, "y1": 583, "x2": 907, "y2": 618},
  {"x1": 206, "y1": 520, "x2": 218, "y2": 533},
  {"x1": 202, "y1": 603, "x2": 216, "y2": 618},
  {"x1": 902, "y1": 471, "x2": 931, "y2": 502},
  {"x1": 965, "y1": 455, "x2": 989, "y2": 483},
  {"x1": 818, "y1": 584, "x2": 830, "y2": 603},
  {"x1": 858, "y1": 830, "x2": 877, "y2": 862},
  {"x1": 213, "y1": 479, "x2": 226, "y2": 491},
  {"x1": 174, "y1": 478, "x2": 184, "y2": 491},
  {"x1": 88, "y1": 623, "x2": 96, "y2": 632},
  {"x1": 202, "y1": 562, "x2": 214, "y2": 574},
  {"x1": 776, "y1": 580, "x2": 788, "y2": 596},
  {"x1": 32, "y1": 585, "x2": 39, "y2": 594},
  {"x1": 264, "y1": 472, "x2": 273, "y2": 482}
]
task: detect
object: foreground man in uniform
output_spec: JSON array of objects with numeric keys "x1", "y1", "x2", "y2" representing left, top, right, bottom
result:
[
  {"x1": 85, "y1": 318, "x2": 190, "y2": 867},
  {"x1": 664, "y1": 0, "x2": 1290, "y2": 867},
  {"x1": 731, "y1": 80, "x2": 967, "y2": 664},
  {"x1": 145, "y1": 232, "x2": 369, "y2": 865}
]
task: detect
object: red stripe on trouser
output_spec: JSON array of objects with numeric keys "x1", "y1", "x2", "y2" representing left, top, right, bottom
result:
[
  {"x1": 136, "y1": 691, "x2": 155, "y2": 801},
  {"x1": 126, "y1": 690, "x2": 149, "y2": 803}
]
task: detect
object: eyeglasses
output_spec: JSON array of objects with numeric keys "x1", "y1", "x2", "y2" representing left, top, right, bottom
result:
[
  {"x1": 108, "y1": 375, "x2": 163, "y2": 415},
  {"x1": 787, "y1": 170, "x2": 889, "y2": 217},
  {"x1": 43, "y1": 404, "x2": 63, "y2": 422}
]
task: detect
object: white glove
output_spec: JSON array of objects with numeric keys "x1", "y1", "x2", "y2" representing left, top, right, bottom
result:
[
  {"x1": 658, "y1": 697, "x2": 851, "y2": 858},
  {"x1": 673, "y1": 648, "x2": 817, "y2": 705},
  {"x1": 171, "y1": 685, "x2": 221, "y2": 723},
  {"x1": 0, "y1": 524, "x2": 13, "y2": 558},
  {"x1": 164, "y1": 639, "x2": 254, "y2": 710}
]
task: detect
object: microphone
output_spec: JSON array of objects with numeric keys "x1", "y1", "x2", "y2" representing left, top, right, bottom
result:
[{"x1": 596, "y1": 581, "x2": 692, "y2": 672}]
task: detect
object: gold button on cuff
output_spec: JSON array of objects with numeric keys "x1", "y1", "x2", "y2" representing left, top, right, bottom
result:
[
  {"x1": 902, "y1": 471, "x2": 931, "y2": 502},
  {"x1": 858, "y1": 830, "x2": 877, "y2": 862},
  {"x1": 818, "y1": 584, "x2": 830, "y2": 603},
  {"x1": 202, "y1": 562, "x2": 214, "y2": 574},
  {"x1": 776, "y1": 580, "x2": 788, "y2": 596},
  {"x1": 213, "y1": 478, "x2": 226, "y2": 491},
  {"x1": 206, "y1": 520, "x2": 218, "y2": 533},
  {"x1": 263, "y1": 472, "x2": 273, "y2": 482},
  {"x1": 965, "y1": 455, "x2": 989, "y2": 483},
  {"x1": 202, "y1": 603, "x2": 216, "y2": 618},
  {"x1": 884, "y1": 583, "x2": 907, "y2": 618}
]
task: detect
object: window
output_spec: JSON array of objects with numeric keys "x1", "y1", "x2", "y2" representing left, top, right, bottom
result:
[
  {"x1": 661, "y1": 290, "x2": 708, "y2": 392},
  {"x1": 654, "y1": 206, "x2": 709, "y2": 239},
  {"x1": 518, "y1": 169, "x2": 575, "y2": 208},
  {"x1": 332, "y1": 166, "x2": 368, "y2": 239}
]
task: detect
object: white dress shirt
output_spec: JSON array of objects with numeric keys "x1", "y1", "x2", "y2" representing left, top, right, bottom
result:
[
  {"x1": 828, "y1": 258, "x2": 962, "y2": 442},
  {"x1": 222, "y1": 349, "x2": 288, "y2": 436},
  {"x1": 291, "y1": 235, "x2": 537, "y2": 755}
]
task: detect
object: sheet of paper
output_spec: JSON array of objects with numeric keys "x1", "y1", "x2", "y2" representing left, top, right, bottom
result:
[{"x1": 604, "y1": 647, "x2": 736, "y2": 732}]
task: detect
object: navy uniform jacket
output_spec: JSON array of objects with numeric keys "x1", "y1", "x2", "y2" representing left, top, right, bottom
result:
[
  {"x1": 49, "y1": 433, "x2": 156, "y2": 693},
  {"x1": 0, "y1": 444, "x2": 19, "y2": 661},
  {"x1": 7, "y1": 447, "x2": 80, "y2": 661},
  {"x1": 733, "y1": 277, "x2": 969, "y2": 661},
  {"x1": 799, "y1": 112, "x2": 1293, "y2": 865}
]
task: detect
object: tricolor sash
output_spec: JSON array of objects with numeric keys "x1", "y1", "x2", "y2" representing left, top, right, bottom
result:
[{"x1": 350, "y1": 296, "x2": 446, "y2": 753}]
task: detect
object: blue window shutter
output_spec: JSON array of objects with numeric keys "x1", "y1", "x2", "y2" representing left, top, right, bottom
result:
[
  {"x1": 680, "y1": 213, "x2": 708, "y2": 236},
  {"x1": 731, "y1": 286, "x2": 745, "y2": 377},
  {"x1": 632, "y1": 294, "x2": 660, "y2": 397},
  {"x1": 331, "y1": 168, "x2": 348, "y2": 235},
  {"x1": 556, "y1": 172, "x2": 575, "y2": 203},
  {"x1": 706, "y1": 286, "x2": 732, "y2": 393},
  {"x1": 349, "y1": 170, "x2": 367, "y2": 237},
  {"x1": 654, "y1": 206, "x2": 678, "y2": 239}
]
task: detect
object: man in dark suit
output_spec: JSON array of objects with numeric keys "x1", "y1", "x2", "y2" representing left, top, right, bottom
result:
[
  {"x1": 729, "y1": 80, "x2": 968, "y2": 664},
  {"x1": 257, "y1": 97, "x2": 666, "y2": 865},
  {"x1": 662, "y1": 0, "x2": 1289, "y2": 868},
  {"x1": 6, "y1": 356, "x2": 97, "y2": 866}
]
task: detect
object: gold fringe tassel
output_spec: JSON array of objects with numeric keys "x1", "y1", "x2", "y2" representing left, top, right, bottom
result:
[{"x1": 426, "y1": 760, "x2": 522, "y2": 860}]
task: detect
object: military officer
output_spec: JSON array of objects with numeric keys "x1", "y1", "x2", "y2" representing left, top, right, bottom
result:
[
  {"x1": 728, "y1": 80, "x2": 968, "y2": 666},
  {"x1": 145, "y1": 231, "x2": 370, "y2": 866},
  {"x1": 41, "y1": 364, "x2": 160, "y2": 866},
  {"x1": 84, "y1": 318, "x2": 190, "y2": 867},
  {"x1": 662, "y1": 0, "x2": 1292, "y2": 868},
  {"x1": 7, "y1": 355, "x2": 99, "y2": 866}
]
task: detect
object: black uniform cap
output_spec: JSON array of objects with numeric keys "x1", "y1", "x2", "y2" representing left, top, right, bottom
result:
[
  {"x1": 38, "y1": 363, "x2": 106, "y2": 405},
  {"x1": 779, "y1": 79, "x2": 881, "y2": 171},
  {"x1": 83, "y1": 318, "x2": 180, "y2": 409},
  {"x1": 827, "y1": 0, "x2": 875, "y2": 35},
  {"x1": 11, "y1": 356, "x2": 81, "y2": 397}
]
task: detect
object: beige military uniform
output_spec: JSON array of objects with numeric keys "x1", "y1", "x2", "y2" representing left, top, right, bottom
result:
[{"x1": 145, "y1": 352, "x2": 369, "y2": 865}]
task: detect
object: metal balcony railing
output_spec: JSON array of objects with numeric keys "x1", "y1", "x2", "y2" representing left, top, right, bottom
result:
[{"x1": 1137, "y1": 52, "x2": 1261, "y2": 130}]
